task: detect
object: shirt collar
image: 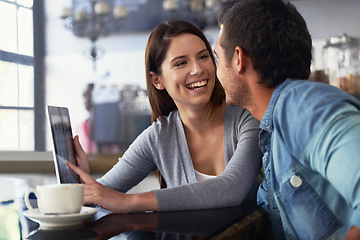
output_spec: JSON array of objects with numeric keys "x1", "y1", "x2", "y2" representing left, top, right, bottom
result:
[{"x1": 259, "y1": 79, "x2": 294, "y2": 132}]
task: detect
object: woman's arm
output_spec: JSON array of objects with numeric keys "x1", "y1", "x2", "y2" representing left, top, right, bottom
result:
[
  {"x1": 68, "y1": 161, "x2": 158, "y2": 214},
  {"x1": 153, "y1": 109, "x2": 262, "y2": 211},
  {"x1": 72, "y1": 129, "x2": 159, "y2": 213},
  {"x1": 92, "y1": 125, "x2": 158, "y2": 193},
  {"x1": 72, "y1": 109, "x2": 261, "y2": 213}
]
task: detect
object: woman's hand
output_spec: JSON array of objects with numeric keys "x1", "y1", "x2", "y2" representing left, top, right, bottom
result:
[
  {"x1": 67, "y1": 161, "x2": 131, "y2": 214},
  {"x1": 73, "y1": 135, "x2": 90, "y2": 174},
  {"x1": 67, "y1": 161, "x2": 159, "y2": 214}
]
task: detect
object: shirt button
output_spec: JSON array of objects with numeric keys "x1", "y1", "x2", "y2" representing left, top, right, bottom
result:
[{"x1": 290, "y1": 175, "x2": 303, "y2": 188}]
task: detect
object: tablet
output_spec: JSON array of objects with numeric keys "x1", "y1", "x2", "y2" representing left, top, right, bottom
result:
[{"x1": 47, "y1": 105, "x2": 81, "y2": 184}]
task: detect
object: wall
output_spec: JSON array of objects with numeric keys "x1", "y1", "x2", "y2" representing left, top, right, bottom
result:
[
  {"x1": 293, "y1": 0, "x2": 360, "y2": 71},
  {"x1": 44, "y1": 0, "x2": 360, "y2": 150},
  {"x1": 44, "y1": 0, "x2": 220, "y2": 150}
]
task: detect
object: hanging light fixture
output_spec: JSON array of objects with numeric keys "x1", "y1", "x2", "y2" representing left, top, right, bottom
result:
[
  {"x1": 61, "y1": 0, "x2": 142, "y2": 71},
  {"x1": 162, "y1": 0, "x2": 233, "y2": 30},
  {"x1": 61, "y1": 0, "x2": 235, "y2": 71},
  {"x1": 162, "y1": 0, "x2": 179, "y2": 11}
]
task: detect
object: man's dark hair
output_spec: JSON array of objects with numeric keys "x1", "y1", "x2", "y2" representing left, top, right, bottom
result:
[{"x1": 218, "y1": 0, "x2": 312, "y2": 87}]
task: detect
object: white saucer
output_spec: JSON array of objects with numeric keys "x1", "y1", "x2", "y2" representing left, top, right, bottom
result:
[{"x1": 23, "y1": 206, "x2": 98, "y2": 229}]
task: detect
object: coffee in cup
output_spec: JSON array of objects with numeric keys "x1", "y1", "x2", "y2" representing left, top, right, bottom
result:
[{"x1": 24, "y1": 184, "x2": 83, "y2": 214}]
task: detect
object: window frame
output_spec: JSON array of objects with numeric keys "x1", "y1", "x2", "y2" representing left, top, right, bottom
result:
[
  {"x1": 33, "y1": 0, "x2": 46, "y2": 151},
  {"x1": 0, "y1": 0, "x2": 45, "y2": 151}
]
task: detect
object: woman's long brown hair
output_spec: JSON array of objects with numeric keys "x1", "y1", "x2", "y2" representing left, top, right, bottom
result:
[
  {"x1": 145, "y1": 20, "x2": 225, "y2": 123},
  {"x1": 144, "y1": 20, "x2": 226, "y2": 188}
]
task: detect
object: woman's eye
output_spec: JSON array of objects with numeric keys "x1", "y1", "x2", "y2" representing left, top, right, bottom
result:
[
  {"x1": 200, "y1": 54, "x2": 210, "y2": 60},
  {"x1": 174, "y1": 61, "x2": 186, "y2": 67}
]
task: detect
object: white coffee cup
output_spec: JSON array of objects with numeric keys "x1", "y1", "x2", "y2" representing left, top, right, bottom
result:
[{"x1": 24, "y1": 184, "x2": 84, "y2": 215}]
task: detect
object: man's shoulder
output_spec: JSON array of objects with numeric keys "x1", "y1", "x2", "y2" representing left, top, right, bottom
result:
[
  {"x1": 277, "y1": 80, "x2": 357, "y2": 112},
  {"x1": 281, "y1": 80, "x2": 337, "y2": 100},
  {"x1": 273, "y1": 79, "x2": 360, "y2": 136}
]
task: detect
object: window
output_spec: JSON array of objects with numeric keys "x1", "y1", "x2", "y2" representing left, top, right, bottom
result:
[{"x1": 0, "y1": 0, "x2": 45, "y2": 151}]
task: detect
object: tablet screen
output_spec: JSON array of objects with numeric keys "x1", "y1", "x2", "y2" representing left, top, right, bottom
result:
[{"x1": 47, "y1": 106, "x2": 80, "y2": 184}]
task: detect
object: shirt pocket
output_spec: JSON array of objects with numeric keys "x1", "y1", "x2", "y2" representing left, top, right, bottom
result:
[{"x1": 280, "y1": 173, "x2": 342, "y2": 240}]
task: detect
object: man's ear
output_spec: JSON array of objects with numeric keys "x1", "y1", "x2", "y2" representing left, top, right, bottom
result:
[
  {"x1": 150, "y1": 71, "x2": 165, "y2": 90},
  {"x1": 234, "y1": 46, "x2": 247, "y2": 74}
]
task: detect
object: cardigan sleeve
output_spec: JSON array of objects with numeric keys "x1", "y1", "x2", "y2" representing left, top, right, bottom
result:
[
  {"x1": 153, "y1": 108, "x2": 262, "y2": 211},
  {"x1": 98, "y1": 107, "x2": 263, "y2": 212},
  {"x1": 97, "y1": 124, "x2": 158, "y2": 193}
]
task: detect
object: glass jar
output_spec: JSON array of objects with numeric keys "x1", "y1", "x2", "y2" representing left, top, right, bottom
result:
[{"x1": 323, "y1": 33, "x2": 360, "y2": 94}]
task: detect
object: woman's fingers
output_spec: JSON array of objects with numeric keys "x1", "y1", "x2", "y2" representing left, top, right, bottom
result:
[
  {"x1": 67, "y1": 161, "x2": 95, "y2": 184},
  {"x1": 82, "y1": 187, "x2": 99, "y2": 206},
  {"x1": 82, "y1": 182, "x2": 116, "y2": 209},
  {"x1": 74, "y1": 135, "x2": 86, "y2": 157},
  {"x1": 67, "y1": 161, "x2": 126, "y2": 211},
  {"x1": 67, "y1": 163, "x2": 102, "y2": 206},
  {"x1": 68, "y1": 161, "x2": 134, "y2": 214},
  {"x1": 73, "y1": 135, "x2": 90, "y2": 174}
]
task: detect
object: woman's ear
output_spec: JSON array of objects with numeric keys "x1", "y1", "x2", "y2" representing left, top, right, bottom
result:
[{"x1": 150, "y1": 71, "x2": 165, "y2": 90}]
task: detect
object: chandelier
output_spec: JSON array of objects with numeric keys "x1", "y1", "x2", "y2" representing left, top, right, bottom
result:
[
  {"x1": 162, "y1": 0, "x2": 227, "y2": 29},
  {"x1": 61, "y1": 0, "x2": 146, "y2": 71},
  {"x1": 61, "y1": 0, "x2": 233, "y2": 71}
]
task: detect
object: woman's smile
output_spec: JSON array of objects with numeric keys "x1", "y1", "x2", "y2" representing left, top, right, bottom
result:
[
  {"x1": 153, "y1": 33, "x2": 216, "y2": 109},
  {"x1": 186, "y1": 80, "x2": 208, "y2": 91}
]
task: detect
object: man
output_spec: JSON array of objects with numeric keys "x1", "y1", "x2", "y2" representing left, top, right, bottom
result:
[{"x1": 214, "y1": 0, "x2": 360, "y2": 239}]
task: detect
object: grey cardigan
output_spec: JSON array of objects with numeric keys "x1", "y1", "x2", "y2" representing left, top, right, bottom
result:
[{"x1": 98, "y1": 105, "x2": 262, "y2": 211}]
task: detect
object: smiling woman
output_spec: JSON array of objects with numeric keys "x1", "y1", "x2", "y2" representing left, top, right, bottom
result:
[
  {"x1": 66, "y1": 20, "x2": 263, "y2": 214},
  {"x1": 149, "y1": 33, "x2": 217, "y2": 116}
]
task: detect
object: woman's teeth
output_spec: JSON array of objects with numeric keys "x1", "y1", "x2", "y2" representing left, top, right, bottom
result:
[{"x1": 186, "y1": 80, "x2": 208, "y2": 90}]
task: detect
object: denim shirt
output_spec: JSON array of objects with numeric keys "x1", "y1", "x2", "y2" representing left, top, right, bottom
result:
[{"x1": 257, "y1": 79, "x2": 360, "y2": 240}]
